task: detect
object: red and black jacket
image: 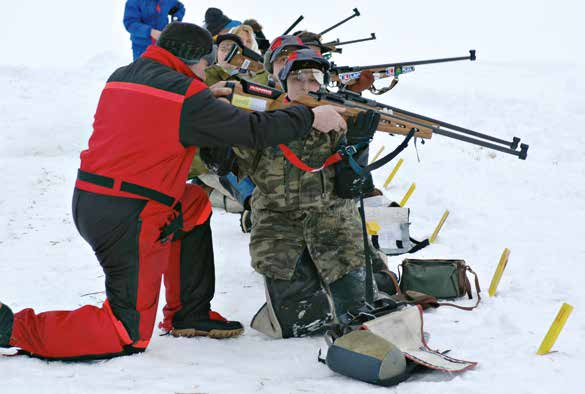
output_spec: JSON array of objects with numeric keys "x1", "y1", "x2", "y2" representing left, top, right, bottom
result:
[{"x1": 77, "y1": 45, "x2": 313, "y2": 205}]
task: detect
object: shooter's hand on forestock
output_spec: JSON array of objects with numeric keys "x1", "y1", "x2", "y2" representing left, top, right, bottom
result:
[
  {"x1": 348, "y1": 70, "x2": 375, "y2": 93},
  {"x1": 347, "y1": 110, "x2": 380, "y2": 144}
]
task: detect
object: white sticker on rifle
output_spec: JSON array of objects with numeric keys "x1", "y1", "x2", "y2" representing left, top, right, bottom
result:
[
  {"x1": 232, "y1": 94, "x2": 267, "y2": 112},
  {"x1": 241, "y1": 59, "x2": 251, "y2": 71},
  {"x1": 249, "y1": 97, "x2": 267, "y2": 111},
  {"x1": 338, "y1": 71, "x2": 362, "y2": 82}
]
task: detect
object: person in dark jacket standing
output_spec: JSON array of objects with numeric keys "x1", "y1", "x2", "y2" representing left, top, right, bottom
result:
[
  {"x1": 0, "y1": 22, "x2": 346, "y2": 360},
  {"x1": 124, "y1": 0, "x2": 186, "y2": 60}
]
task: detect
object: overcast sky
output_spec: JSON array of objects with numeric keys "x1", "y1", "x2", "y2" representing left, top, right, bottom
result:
[{"x1": 1, "y1": 0, "x2": 583, "y2": 68}]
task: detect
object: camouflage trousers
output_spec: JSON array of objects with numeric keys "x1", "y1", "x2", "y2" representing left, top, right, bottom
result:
[{"x1": 249, "y1": 199, "x2": 366, "y2": 285}]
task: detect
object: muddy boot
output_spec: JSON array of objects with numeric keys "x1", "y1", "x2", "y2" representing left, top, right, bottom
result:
[{"x1": 171, "y1": 311, "x2": 244, "y2": 339}]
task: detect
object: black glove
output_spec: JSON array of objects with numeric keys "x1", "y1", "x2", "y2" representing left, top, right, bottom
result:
[
  {"x1": 346, "y1": 110, "x2": 380, "y2": 145},
  {"x1": 200, "y1": 147, "x2": 236, "y2": 176}
]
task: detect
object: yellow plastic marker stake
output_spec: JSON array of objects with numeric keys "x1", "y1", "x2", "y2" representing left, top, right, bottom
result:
[
  {"x1": 383, "y1": 158, "x2": 404, "y2": 189},
  {"x1": 369, "y1": 146, "x2": 385, "y2": 164},
  {"x1": 488, "y1": 248, "x2": 511, "y2": 297},
  {"x1": 429, "y1": 210, "x2": 450, "y2": 244},
  {"x1": 366, "y1": 221, "x2": 381, "y2": 236},
  {"x1": 399, "y1": 183, "x2": 416, "y2": 207},
  {"x1": 537, "y1": 303, "x2": 574, "y2": 355}
]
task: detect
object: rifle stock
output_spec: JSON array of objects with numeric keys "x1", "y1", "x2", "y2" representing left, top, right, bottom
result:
[
  {"x1": 225, "y1": 44, "x2": 265, "y2": 73},
  {"x1": 227, "y1": 80, "x2": 433, "y2": 139},
  {"x1": 224, "y1": 80, "x2": 528, "y2": 160}
]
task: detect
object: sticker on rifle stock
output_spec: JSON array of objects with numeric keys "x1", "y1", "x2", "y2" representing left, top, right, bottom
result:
[
  {"x1": 338, "y1": 71, "x2": 362, "y2": 82},
  {"x1": 232, "y1": 94, "x2": 267, "y2": 112},
  {"x1": 240, "y1": 59, "x2": 251, "y2": 71}
]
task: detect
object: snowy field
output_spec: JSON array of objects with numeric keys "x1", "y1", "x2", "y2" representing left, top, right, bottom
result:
[{"x1": 1, "y1": 1, "x2": 584, "y2": 393}]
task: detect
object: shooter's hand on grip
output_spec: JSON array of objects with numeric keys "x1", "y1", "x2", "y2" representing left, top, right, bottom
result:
[{"x1": 312, "y1": 105, "x2": 347, "y2": 133}]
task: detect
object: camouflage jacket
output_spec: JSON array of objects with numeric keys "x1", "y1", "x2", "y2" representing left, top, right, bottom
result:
[
  {"x1": 235, "y1": 127, "x2": 371, "y2": 284},
  {"x1": 233, "y1": 128, "x2": 345, "y2": 211}
]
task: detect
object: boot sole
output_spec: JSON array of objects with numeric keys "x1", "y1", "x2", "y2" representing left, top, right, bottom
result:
[{"x1": 171, "y1": 327, "x2": 244, "y2": 339}]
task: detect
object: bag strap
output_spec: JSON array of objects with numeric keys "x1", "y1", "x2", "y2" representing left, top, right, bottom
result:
[
  {"x1": 407, "y1": 237, "x2": 430, "y2": 254},
  {"x1": 436, "y1": 267, "x2": 481, "y2": 311},
  {"x1": 397, "y1": 263, "x2": 482, "y2": 312},
  {"x1": 389, "y1": 270, "x2": 401, "y2": 295}
]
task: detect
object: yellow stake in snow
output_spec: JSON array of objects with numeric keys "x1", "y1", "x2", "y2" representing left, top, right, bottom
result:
[
  {"x1": 383, "y1": 158, "x2": 404, "y2": 189},
  {"x1": 429, "y1": 210, "x2": 450, "y2": 244},
  {"x1": 399, "y1": 183, "x2": 416, "y2": 207},
  {"x1": 369, "y1": 146, "x2": 385, "y2": 164},
  {"x1": 366, "y1": 221, "x2": 381, "y2": 236},
  {"x1": 537, "y1": 303, "x2": 574, "y2": 355},
  {"x1": 488, "y1": 248, "x2": 510, "y2": 297}
]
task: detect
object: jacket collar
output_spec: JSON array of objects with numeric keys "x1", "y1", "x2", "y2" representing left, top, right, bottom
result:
[{"x1": 141, "y1": 45, "x2": 201, "y2": 80}]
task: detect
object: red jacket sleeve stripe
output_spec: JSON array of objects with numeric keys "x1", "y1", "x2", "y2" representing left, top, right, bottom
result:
[{"x1": 105, "y1": 81, "x2": 185, "y2": 103}]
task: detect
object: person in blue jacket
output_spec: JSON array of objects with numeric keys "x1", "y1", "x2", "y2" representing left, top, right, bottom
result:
[{"x1": 124, "y1": 0, "x2": 186, "y2": 60}]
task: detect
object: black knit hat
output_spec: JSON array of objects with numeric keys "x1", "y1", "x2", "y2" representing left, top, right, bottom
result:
[
  {"x1": 204, "y1": 8, "x2": 232, "y2": 36},
  {"x1": 157, "y1": 22, "x2": 214, "y2": 64}
]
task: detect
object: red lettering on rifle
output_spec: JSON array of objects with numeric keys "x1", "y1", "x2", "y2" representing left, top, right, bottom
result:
[{"x1": 249, "y1": 85, "x2": 274, "y2": 97}]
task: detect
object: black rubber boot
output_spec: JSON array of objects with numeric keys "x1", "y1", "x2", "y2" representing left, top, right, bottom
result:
[
  {"x1": 263, "y1": 249, "x2": 333, "y2": 338},
  {"x1": 0, "y1": 302, "x2": 14, "y2": 348},
  {"x1": 329, "y1": 267, "x2": 369, "y2": 322}
]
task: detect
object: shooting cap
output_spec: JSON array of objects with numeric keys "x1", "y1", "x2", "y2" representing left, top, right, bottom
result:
[
  {"x1": 157, "y1": 22, "x2": 217, "y2": 65},
  {"x1": 278, "y1": 48, "x2": 330, "y2": 91},
  {"x1": 294, "y1": 30, "x2": 335, "y2": 55},
  {"x1": 204, "y1": 7, "x2": 241, "y2": 36},
  {"x1": 263, "y1": 35, "x2": 306, "y2": 73},
  {"x1": 216, "y1": 33, "x2": 245, "y2": 49}
]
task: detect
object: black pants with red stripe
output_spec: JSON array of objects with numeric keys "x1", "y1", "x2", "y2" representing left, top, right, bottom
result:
[{"x1": 8, "y1": 184, "x2": 214, "y2": 360}]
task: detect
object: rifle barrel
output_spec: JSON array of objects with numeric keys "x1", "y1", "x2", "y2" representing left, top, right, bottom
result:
[
  {"x1": 381, "y1": 109, "x2": 528, "y2": 159},
  {"x1": 433, "y1": 129, "x2": 528, "y2": 160},
  {"x1": 335, "y1": 33, "x2": 376, "y2": 47},
  {"x1": 334, "y1": 51, "x2": 476, "y2": 73},
  {"x1": 313, "y1": 91, "x2": 528, "y2": 159},
  {"x1": 374, "y1": 102, "x2": 518, "y2": 149},
  {"x1": 319, "y1": 8, "x2": 360, "y2": 36},
  {"x1": 283, "y1": 15, "x2": 304, "y2": 35},
  {"x1": 322, "y1": 38, "x2": 341, "y2": 46}
]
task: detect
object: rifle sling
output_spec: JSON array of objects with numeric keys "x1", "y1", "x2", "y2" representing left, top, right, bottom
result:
[{"x1": 277, "y1": 128, "x2": 415, "y2": 176}]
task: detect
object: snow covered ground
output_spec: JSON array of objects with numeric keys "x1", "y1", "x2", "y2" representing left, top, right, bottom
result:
[{"x1": 1, "y1": 1, "x2": 584, "y2": 393}]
